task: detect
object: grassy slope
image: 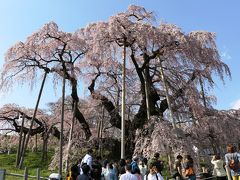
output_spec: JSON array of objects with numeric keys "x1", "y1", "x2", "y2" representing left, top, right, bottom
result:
[{"x1": 0, "y1": 151, "x2": 55, "y2": 179}]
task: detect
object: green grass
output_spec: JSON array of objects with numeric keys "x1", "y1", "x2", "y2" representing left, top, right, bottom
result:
[{"x1": 0, "y1": 150, "x2": 56, "y2": 180}]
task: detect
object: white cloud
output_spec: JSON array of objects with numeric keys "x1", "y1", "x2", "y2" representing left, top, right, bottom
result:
[{"x1": 231, "y1": 99, "x2": 240, "y2": 110}]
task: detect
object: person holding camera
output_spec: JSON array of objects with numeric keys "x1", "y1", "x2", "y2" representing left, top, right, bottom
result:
[{"x1": 211, "y1": 154, "x2": 227, "y2": 180}]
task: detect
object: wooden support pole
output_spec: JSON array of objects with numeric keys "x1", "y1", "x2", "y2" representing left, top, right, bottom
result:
[
  {"x1": 59, "y1": 72, "x2": 66, "y2": 177},
  {"x1": 19, "y1": 71, "x2": 47, "y2": 169},
  {"x1": 16, "y1": 115, "x2": 25, "y2": 167}
]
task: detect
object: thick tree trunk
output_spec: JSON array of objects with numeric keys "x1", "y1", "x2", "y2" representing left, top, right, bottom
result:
[
  {"x1": 71, "y1": 79, "x2": 91, "y2": 140},
  {"x1": 199, "y1": 77, "x2": 207, "y2": 108},
  {"x1": 88, "y1": 70, "x2": 160, "y2": 157},
  {"x1": 60, "y1": 60, "x2": 92, "y2": 140}
]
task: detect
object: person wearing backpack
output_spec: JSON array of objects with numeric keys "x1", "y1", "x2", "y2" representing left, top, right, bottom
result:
[
  {"x1": 153, "y1": 163, "x2": 164, "y2": 180},
  {"x1": 144, "y1": 162, "x2": 164, "y2": 180},
  {"x1": 225, "y1": 144, "x2": 240, "y2": 180},
  {"x1": 182, "y1": 155, "x2": 196, "y2": 180}
]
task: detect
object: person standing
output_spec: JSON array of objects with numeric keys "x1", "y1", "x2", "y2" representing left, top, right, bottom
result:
[
  {"x1": 131, "y1": 156, "x2": 140, "y2": 174},
  {"x1": 77, "y1": 164, "x2": 92, "y2": 180},
  {"x1": 81, "y1": 149, "x2": 93, "y2": 170},
  {"x1": 169, "y1": 155, "x2": 183, "y2": 180},
  {"x1": 154, "y1": 163, "x2": 164, "y2": 180},
  {"x1": 119, "y1": 159, "x2": 126, "y2": 177},
  {"x1": 70, "y1": 159, "x2": 81, "y2": 180},
  {"x1": 182, "y1": 155, "x2": 196, "y2": 180},
  {"x1": 120, "y1": 164, "x2": 138, "y2": 180},
  {"x1": 144, "y1": 163, "x2": 158, "y2": 180},
  {"x1": 211, "y1": 154, "x2": 227, "y2": 180},
  {"x1": 81, "y1": 149, "x2": 93, "y2": 177},
  {"x1": 102, "y1": 159, "x2": 109, "y2": 179},
  {"x1": 138, "y1": 159, "x2": 147, "y2": 180},
  {"x1": 91, "y1": 156, "x2": 102, "y2": 180},
  {"x1": 105, "y1": 163, "x2": 118, "y2": 180},
  {"x1": 112, "y1": 161, "x2": 119, "y2": 178},
  {"x1": 225, "y1": 144, "x2": 240, "y2": 180}
]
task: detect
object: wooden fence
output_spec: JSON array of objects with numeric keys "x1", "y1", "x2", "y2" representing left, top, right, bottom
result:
[{"x1": 0, "y1": 167, "x2": 49, "y2": 180}]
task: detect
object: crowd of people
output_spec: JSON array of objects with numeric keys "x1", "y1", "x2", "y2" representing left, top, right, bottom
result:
[
  {"x1": 65, "y1": 149, "x2": 195, "y2": 180},
  {"x1": 63, "y1": 144, "x2": 240, "y2": 180}
]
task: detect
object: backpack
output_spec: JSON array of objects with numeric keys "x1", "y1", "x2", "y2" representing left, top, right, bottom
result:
[
  {"x1": 184, "y1": 167, "x2": 194, "y2": 176},
  {"x1": 131, "y1": 161, "x2": 140, "y2": 173},
  {"x1": 229, "y1": 154, "x2": 240, "y2": 171}
]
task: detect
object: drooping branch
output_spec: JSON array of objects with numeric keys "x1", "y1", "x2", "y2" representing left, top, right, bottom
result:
[{"x1": 0, "y1": 109, "x2": 60, "y2": 139}]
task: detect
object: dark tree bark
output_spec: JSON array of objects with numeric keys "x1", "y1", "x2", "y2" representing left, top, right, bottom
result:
[{"x1": 63, "y1": 65, "x2": 91, "y2": 140}]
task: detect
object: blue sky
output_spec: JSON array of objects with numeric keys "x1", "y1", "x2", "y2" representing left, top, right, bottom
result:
[{"x1": 0, "y1": 0, "x2": 239, "y2": 110}]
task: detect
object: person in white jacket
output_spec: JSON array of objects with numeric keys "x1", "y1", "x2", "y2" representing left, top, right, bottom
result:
[
  {"x1": 211, "y1": 154, "x2": 227, "y2": 180},
  {"x1": 80, "y1": 149, "x2": 93, "y2": 175}
]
